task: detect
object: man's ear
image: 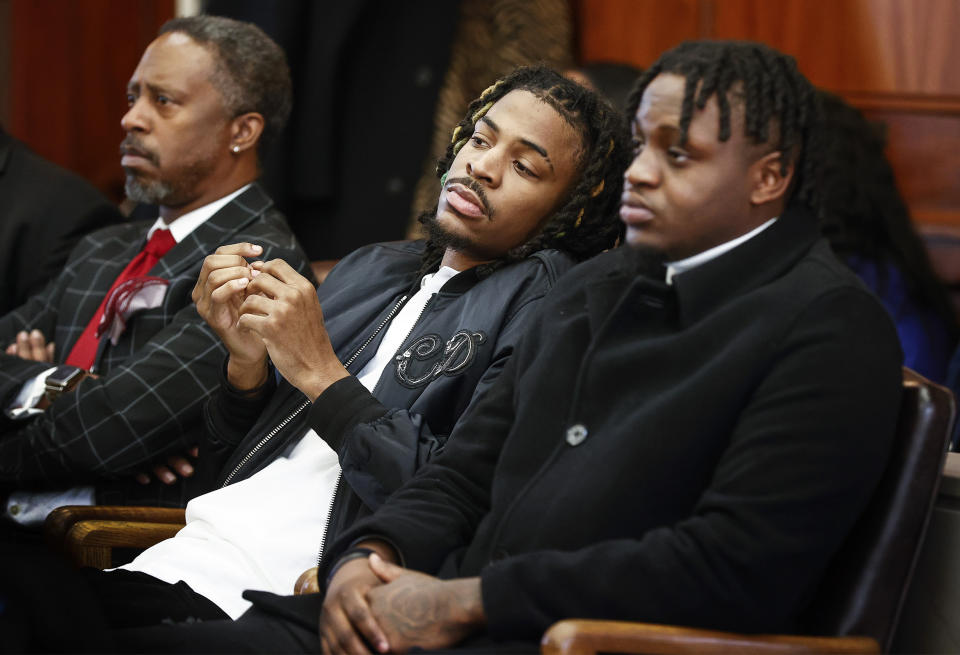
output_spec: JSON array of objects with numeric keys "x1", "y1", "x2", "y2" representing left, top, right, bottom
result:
[
  {"x1": 749, "y1": 149, "x2": 794, "y2": 206},
  {"x1": 229, "y1": 112, "x2": 265, "y2": 154}
]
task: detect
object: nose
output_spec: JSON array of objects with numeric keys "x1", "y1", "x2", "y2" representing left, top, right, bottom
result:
[
  {"x1": 624, "y1": 145, "x2": 659, "y2": 189},
  {"x1": 466, "y1": 148, "x2": 501, "y2": 187},
  {"x1": 121, "y1": 96, "x2": 148, "y2": 133}
]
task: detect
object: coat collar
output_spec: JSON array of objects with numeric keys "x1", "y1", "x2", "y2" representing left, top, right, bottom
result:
[
  {"x1": 670, "y1": 204, "x2": 820, "y2": 326},
  {"x1": 583, "y1": 246, "x2": 668, "y2": 332},
  {"x1": 582, "y1": 204, "x2": 821, "y2": 331},
  {"x1": 418, "y1": 248, "x2": 574, "y2": 298},
  {"x1": 149, "y1": 182, "x2": 274, "y2": 279}
]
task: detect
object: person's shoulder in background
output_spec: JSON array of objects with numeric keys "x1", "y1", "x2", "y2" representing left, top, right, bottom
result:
[{"x1": 0, "y1": 128, "x2": 126, "y2": 314}]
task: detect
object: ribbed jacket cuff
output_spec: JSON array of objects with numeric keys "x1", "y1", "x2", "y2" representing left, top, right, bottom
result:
[
  {"x1": 307, "y1": 375, "x2": 390, "y2": 452},
  {"x1": 206, "y1": 357, "x2": 276, "y2": 446}
]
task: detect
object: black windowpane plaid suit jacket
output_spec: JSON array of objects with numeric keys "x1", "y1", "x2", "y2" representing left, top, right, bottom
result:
[{"x1": 0, "y1": 183, "x2": 312, "y2": 485}]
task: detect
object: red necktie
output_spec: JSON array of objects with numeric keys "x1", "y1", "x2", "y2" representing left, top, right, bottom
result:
[{"x1": 65, "y1": 228, "x2": 176, "y2": 369}]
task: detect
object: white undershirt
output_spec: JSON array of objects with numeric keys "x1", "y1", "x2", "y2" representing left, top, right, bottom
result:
[
  {"x1": 120, "y1": 266, "x2": 458, "y2": 619},
  {"x1": 146, "y1": 184, "x2": 250, "y2": 243}
]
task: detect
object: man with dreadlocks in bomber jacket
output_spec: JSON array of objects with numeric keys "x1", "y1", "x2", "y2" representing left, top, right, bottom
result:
[{"x1": 66, "y1": 65, "x2": 631, "y2": 634}]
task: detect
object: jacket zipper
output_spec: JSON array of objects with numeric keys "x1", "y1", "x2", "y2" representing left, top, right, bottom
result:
[
  {"x1": 221, "y1": 295, "x2": 410, "y2": 489},
  {"x1": 391, "y1": 295, "x2": 434, "y2": 363},
  {"x1": 314, "y1": 293, "x2": 419, "y2": 565},
  {"x1": 317, "y1": 472, "x2": 344, "y2": 565},
  {"x1": 221, "y1": 400, "x2": 310, "y2": 487},
  {"x1": 343, "y1": 295, "x2": 409, "y2": 369}
]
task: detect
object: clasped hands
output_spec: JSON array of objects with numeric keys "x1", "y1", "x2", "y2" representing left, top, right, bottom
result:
[
  {"x1": 192, "y1": 243, "x2": 348, "y2": 399},
  {"x1": 319, "y1": 548, "x2": 484, "y2": 655}
]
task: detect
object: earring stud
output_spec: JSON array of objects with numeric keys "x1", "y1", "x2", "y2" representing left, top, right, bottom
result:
[{"x1": 232, "y1": 145, "x2": 240, "y2": 153}]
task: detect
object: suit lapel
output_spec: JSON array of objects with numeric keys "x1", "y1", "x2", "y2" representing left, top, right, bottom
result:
[
  {"x1": 149, "y1": 183, "x2": 273, "y2": 279},
  {"x1": 584, "y1": 275, "x2": 628, "y2": 336},
  {"x1": 56, "y1": 221, "x2": 152, "y2": 356},
  {"x1": 86, "y1": 222, "x2": 152, "y2": 287},
  {"x1": 583, "y1": 247, "x2": 668, "y2": 335}
]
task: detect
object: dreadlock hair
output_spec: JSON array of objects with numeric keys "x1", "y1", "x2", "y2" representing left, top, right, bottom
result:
[
  {"x1": 416, "y1": 64, "x2": 632, "y2": 277},
  {"x1": 818, "y1": 90, "x2": 959, "y2": 340},
  {"x1": 626, "y1": 40, "x2": 823, "y2": 216}
]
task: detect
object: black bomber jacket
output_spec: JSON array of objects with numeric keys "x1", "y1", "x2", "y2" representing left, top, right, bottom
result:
[{"x1": 195, "y1": 239, "x2": 576, "y2": 564}]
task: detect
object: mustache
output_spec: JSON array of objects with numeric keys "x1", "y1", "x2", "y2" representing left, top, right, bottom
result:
[
  {"x1": 119, "y1": 136, "x2": 159, "y2": 165},
  {"x1": 444, "y1": 176, "x2": 493, "y2": 219}
]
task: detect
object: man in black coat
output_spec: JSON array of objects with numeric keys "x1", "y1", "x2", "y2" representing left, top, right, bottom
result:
[
  {"x1": 0, "y1": 127, "x2": 125, "y2": 316},
  {"x1": 116, "y1": 42, "x2": 904, "y2": 654}
]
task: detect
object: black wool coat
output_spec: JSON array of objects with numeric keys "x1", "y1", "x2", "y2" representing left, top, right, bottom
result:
[{"x1": 324, "y1": 205, "x2": 904, "y2": 644}]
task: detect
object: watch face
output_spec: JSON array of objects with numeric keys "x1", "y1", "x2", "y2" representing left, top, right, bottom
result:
[{"x1": 47, "y1": 366, "x2": 83, "y2": 387}]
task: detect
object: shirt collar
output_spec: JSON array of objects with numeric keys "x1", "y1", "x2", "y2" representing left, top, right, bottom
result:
[
  {"x1": 670, "y1": 207, "x2": 821, "y2": 327},
  {"x1": 146, "y1": 184, "x2": 251, "y2": 243},
  {"x1": 665, "y1": 217, "x2": 778, "y2": 284},
  {"x1": 420, "y1": 266, "x2": 459, "y2": 293}
]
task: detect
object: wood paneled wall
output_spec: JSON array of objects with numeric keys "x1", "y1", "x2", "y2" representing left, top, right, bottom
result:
[
  {"x1": 575, "y1": 0, "x2": 960, "y2": 227},
  {"x1": 0, "y1": 0, "x2": 11, "y2": 127},
  {"x1": 8, "y1": 0, "x2": 172, "y2": 201},
  {"x1": 5, "y1": 0, "x2": 955, "y2": 223}
]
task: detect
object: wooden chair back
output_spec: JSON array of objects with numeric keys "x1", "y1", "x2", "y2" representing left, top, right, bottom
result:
[{"x1": 799, "y1": 368, "x2": 956, "y2": 650}]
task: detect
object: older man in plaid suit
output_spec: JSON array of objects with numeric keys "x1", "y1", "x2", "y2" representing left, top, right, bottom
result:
[{"x1": 0, "y1": 16, "x2": 309, "y2": 511}]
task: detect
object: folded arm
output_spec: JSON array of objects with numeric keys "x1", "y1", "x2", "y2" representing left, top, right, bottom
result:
[{"x1": 0, "y1": 303, "x2": 228, "y2": 484}]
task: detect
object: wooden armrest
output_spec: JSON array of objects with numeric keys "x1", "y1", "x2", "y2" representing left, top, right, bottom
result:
[
  {"x1": 45, "y1": 505, "x2": 186, "y2": 551},
  {"x1": 541, "y1": 620, "x2": 880, "y2": 655},
  {"x1": 64, "y1": 519, "x2": 184, "y2": 569},
  {"x1": 46, "y1": 506, "x2": 186, "y2": 568}
]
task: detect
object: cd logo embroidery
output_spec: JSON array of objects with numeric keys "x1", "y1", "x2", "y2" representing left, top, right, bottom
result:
[{"x1": 394, "y1": 330, "x2": 487, "y2": 388}]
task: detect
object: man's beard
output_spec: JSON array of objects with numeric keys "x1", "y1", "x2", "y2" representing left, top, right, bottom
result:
[
  {"x1": 422, "y1": 211, "x2": 479, "y2": 254},
  {"x1": 124, "y1": 173, "x2": 174, "y2": 205},
  {"x1": 123, "y1": 155, "x2": 215, "y2": 207}
]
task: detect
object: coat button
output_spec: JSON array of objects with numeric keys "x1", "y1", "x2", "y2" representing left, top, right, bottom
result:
[
  {"x1": 492, "y1": 548, "x2": 509, "y2": 562},
  {"x1": 566, "y1": 424, "x2": 588, "y2": 446}
]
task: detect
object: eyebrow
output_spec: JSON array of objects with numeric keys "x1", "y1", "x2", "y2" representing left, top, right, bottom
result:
[
  {"x1": 147, "y1": 82, "x2": 177, "y2": 97},
  {"x1": 127, "y1": 80, "x2": 179, "y2": 99},
  {"x1": 635, "y1": 121, "x2": 690, "y2": 148},
  {"x1": 634, "y1": 118, "x2": 681, "y2": 136},
  {"x1": 480, "y1": 116, "x2": 554, "y2": 173}
]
